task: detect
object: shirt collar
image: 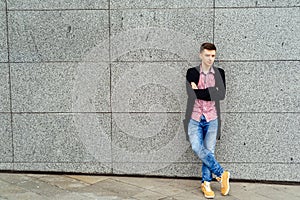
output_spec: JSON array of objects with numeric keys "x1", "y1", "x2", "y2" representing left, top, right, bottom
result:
[{"x1": 200, "y1": 64, "x2": 215, "y2": 74}]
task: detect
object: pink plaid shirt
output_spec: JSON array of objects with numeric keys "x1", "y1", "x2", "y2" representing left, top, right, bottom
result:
[{"x1": 191, "y1": 66, "x2": 217, "y2": 122}]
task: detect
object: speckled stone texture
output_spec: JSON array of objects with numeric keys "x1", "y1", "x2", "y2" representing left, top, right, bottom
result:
[
  {"x1": 13, "y1": 113, "x2": 112, "y2": 163},
  {"x1": 215, "y1": 7, "x2": 300, "y2": 60},
  {"x1": 110, "y1": 8, "x2": 213, "y2": 62},
  {"x1": 10, "y1": 62, "x2": 110, "y2": 112},
  {"x1": 0, "y1": 0, "x2": 5, "y2": 10},
  {"x1": 7, "y1": 0, "x2": 109, "y2": 10},
  {"x1": 111, "y1": 62, "x2": 189, "y2": 112},
  {"x1": 111, "y1": 0, "x2": 212, "y2": 9},
  {"x1": 215, "y1": 0, "x2": 300, "y2": 7},
  {"x1": 8, "y1": 10, "x2": 109, "y2": 62},
  {"x1": 112, "y1": 113, "x2": 190, "y2": 166},
  {"x1": 217, "y1": 61, "x2": 300, "y2": 112},
  {"x1": 0, "y1": 64, "x2": 10, "y2": 112},
  {"x1": 13, "y1": 163, "x2": 112, "y2": 174},
  {"x1": 216, "y1": 113, "x2": 300, "y2": 163},
  {"x1": 0, "y1": 11, "x2": 7, "y2": 62},
  {"x1": 0, "y1": 114, "x2": 12, "y2": 163}
]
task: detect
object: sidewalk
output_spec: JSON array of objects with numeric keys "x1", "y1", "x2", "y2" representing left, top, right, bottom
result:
[{"x1": 0, "y1": 172, "x2": 299, "y2": 200}]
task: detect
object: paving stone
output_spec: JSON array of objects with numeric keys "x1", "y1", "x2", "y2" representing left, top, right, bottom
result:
[
  {"x1": 113, "y1": 176, "x2": 174, "y2": 190},
  {"x1": 35, "y1": 175, "x2": 89, "y2": 190},
  {"x1": 68, "y1": 178, "x2": 146, "y2": 199},
  {"x1": 132, "y1": 190, "x2": 167, "y2": 200},
  {"x1": 66, "y1": 175, "x2": 111, "y2": 184}
]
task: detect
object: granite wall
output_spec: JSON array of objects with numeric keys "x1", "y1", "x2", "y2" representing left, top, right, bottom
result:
[{"x1": 0, "y1": 0, "x2": 299, "y2": 182}]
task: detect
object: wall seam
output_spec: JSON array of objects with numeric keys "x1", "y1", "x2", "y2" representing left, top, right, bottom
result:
[
  {"x1": 5, "y1": 0, "x2": 14, "y2": 167},
  {"x1": 108, "y1": 0, "x2": 114, "y2": 174}
]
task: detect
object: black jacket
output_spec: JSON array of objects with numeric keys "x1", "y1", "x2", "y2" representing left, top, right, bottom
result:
[{"x1": 184, "y1": 65, "x2": 226, "y2": 140}]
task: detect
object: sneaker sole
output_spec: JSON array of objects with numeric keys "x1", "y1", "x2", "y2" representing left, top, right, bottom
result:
[
  {"x1": 222, "y1": 171, "x2": 230, "y2": 196},
  {"x1": 204, "y1": 194, "x2": 215, "y2": 199},
  {"x1": 201, "y1": 186, "x2": 215, "y2": 199}
]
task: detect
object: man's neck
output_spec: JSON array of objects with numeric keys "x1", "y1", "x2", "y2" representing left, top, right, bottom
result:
[{"x1": 201, "y1": 63, "x2": 212, "y2": 74}]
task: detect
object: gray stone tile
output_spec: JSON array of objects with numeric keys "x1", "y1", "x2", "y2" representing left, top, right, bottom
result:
[
  {"x1": 114, "y1": 161, "x2": 300, "y2": 182},
  {"x1": 132, "y1": 190, "x2": 168, "y2": 200},
  {"x1": 221, "y1": 163, "x2": 299, "y2": 182},
  {"x1": 229, "y1": 182, "x2": 300, "y2": 200},
  {"x1": 112, "y1": 176, "x2": 174, "y2": 190},
  {"x1": 113, "y1": 163, "x2": 201, "y2": 178},
  {"x1": 0, "y1": 178, "x2": 29, "y2": 198},
  {"x1": 34, "y1": 175, "x2": 89, "y2": 190},
  {"x1": 71, "y1": 178, "x2": 145, "y2": 199},
  {"x1": 11, "y1": 62, "x2": 110, "y2": 112},
  {"x1": 110, "y1": 9, "x2": 213, "y2": 62},
  {"x1": 7, "y1": 0, "x2": 108, "y2": 10},
  {"x1": 112, "y1": 113, "x2": 190, "y2": 166},
  {"x1": 0, "y1": 0, "x2": 5, "y2": 10},
  {"x1": 13, "y1": 162, "x2": 112, "y2": 174},
  {"x1": 111, "y1": 62, "x2": 189, "y2": 112},
  {"x1": 215, "y1": 0, "x2": 300, "y2": 7},
  {"x1": 215, "y1": 8, "x2": 300, "y2": 60},
  {"x1": 111, "y1": 0, "x2": 212, "y2": 9},
  {"x1": 0, "y1": 11, "x2": 7, "y2": 62},
  {"x1": 0, "y1": 163, "x2": 13, "y2": 170},
  {"x1": 13, "y1": 113, "x2": 112, "y2": 163},
  {"x1": 217, "y1": 61, "x2": 300, "y2": 112},
  {"x1": 146, "y1": 181, "x2": 189, "y2": 197},
  {"x1": 0, "y1": 114, "x2": 12, "y2": 162},
  {"x1": 172, "y1": 191, "x2": 206, "y2": 200},
  {"x1": 216, "y1": 113, "x2": 300, "y2": 164},
  {"x1": 1, "y1": 192, "x2": 50, "y2": 200},
  {"x1": 8, "y1": 10, "x2": 109, "y2": 62},
  {"x1": 0, "y1": 64, "x2": 10, "y2": 112},
  {"x1": 0, "y1": 173, "x2": 68, "y2": 199}
]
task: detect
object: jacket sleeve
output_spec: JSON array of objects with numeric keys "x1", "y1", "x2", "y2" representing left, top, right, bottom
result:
[
  {"x1": 186, "y1": 67, "x2": 226, "y2": 101},
  {"x1": 210, "y1": 68, "x2": 226, "y2": 101},
  {"x1": 186, "y1": 68, "x2": 212, "y2": 101}
]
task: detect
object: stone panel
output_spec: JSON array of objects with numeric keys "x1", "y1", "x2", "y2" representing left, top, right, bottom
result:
[
  {"x1": 111, "y1": 62, "x2": 189, "y2": 112},
  {"x1": 0, "y1": 64, "x2": 10, "y2": 112},
  {"x1": 0, "y1": 163, "x2": 13, "y2": 170},
  {"x1": 11, "y1": 62, "x2": 110, "y2": 112},
  {"x1": 113, "y1": 162, "x2": 299, "y2": 182},
  {"x1": 0, "y1": 11, "x2": 7, "y2": 62},
  {"x1": 7, "y1": 0, "x2": 108, "y2": 10},
  {"x1": 14, "y1": 163, "x2": 112, "y2": 174},
  {"x1": 215, "y1": 113, "x2": 300, "y2": 163},
  {"x1": 0, "y1": 0, "x2": 4, "y2": 10},
  {"x1": 217, "y1": 61, "x2": 300, "y2": 112},
  {"x1": 0, "y1": 114, "x2": 12, "y2": 162},
  {"x1": 13, "y1": 113, "x2": 112, "y2": 163},
  {"x1": 215, "y1": 0, "x2": 300, "y2": 7},
  {"x1": 215, "y1": 7, "x2": 300, "y2": 60},
  {"x1": 111, "y1": 0, "x2": 212, "y2": 9},
  {"x1": 110, "y1": 9, "x2": 213, "y2": 62},
  {"x1": 112, "y1": 113, "x2": 190, "y2": 173},
  {"x1": 8, "y1": 10, "x2": 109, "y2": 62}
]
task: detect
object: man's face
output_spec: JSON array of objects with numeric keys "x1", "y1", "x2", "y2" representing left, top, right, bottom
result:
[{"x1": 199, "y1": 49, "x2": 216, "y2": 67}]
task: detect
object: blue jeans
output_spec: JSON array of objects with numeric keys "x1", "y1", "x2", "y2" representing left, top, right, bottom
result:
[{"x1": 188, "y1": 115, "x2": 224, "y2": 182}]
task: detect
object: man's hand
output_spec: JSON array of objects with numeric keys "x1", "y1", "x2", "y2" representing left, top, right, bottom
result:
[{"x1": 191, "y1": 82, "x2": 198, "y2": 89}]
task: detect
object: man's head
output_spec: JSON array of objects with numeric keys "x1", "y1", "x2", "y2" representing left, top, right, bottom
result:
[{"x1": 199, "y1": 43, "x2": 217, "y2": 68}]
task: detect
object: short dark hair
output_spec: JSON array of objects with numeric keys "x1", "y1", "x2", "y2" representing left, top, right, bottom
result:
[{"x1": 200, "y1": 43, "x2": 216, "y2": 53}]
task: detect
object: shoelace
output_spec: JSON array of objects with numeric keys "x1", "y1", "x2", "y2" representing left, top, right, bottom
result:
[{"x1": 204, "y1": 183, "x2": 212, "y2": 192}]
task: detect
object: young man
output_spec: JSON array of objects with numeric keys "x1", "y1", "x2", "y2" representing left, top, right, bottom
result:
[{"x1": 186, "y1": 43, "x2": 230, "y2": 199}]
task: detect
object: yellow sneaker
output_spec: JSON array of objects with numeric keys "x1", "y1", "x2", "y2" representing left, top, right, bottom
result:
[
  {"x1": 216, "y1": 171, "x2": 230, "y2": 196},
  {"x1": 201, "y1": 181, "x2": 215, "y2": 199}
]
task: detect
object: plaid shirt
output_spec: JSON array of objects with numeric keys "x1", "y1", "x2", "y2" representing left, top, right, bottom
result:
[{"x1": 191, "y1": 66, "x2": 217, "y2": 122}]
